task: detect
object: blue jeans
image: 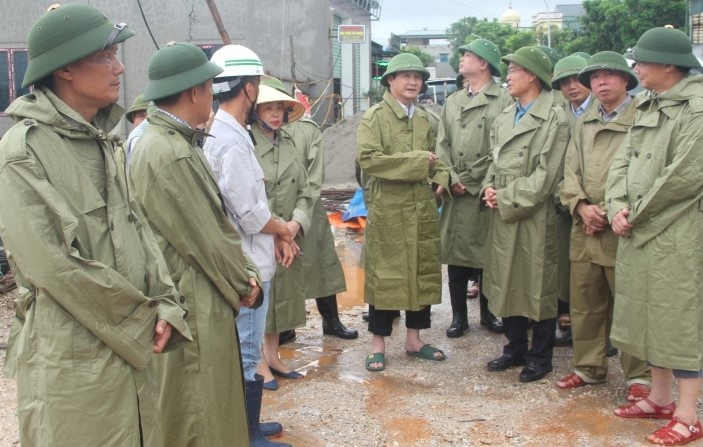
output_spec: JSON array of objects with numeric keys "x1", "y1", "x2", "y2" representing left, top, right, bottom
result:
[{"x1": 236, "y1": 280, "x2": 270, "y2": 381}]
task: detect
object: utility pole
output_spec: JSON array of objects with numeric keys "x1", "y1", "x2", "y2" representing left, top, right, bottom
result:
[
  {"x1": 543, "y1": 0, "x2": 552, "y2": 48},
  {"x1": 205, "y1": 0, "x2": 232, "y2": 45}
]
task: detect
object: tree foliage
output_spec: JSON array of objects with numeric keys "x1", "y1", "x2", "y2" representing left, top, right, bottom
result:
[
  {"x1": 399, "y1": 46, "x2": 433, "y2": 67},
  {"x1": 563, "y1": 0, "x2": 687, "y2": 55}
]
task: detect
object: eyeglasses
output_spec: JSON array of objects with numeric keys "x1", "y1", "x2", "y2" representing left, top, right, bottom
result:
[{"x1": 507, "y1": 67, "x2": 526, "y2": 75}]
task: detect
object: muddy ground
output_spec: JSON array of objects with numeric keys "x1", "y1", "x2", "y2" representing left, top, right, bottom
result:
[{"x1": 0, "y1": 230, "x2": 701, "y2": 447}]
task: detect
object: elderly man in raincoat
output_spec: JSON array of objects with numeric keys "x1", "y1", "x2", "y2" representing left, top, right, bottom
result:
[
  {"x1": 436, "y1": 38, "x2": 512, "y2": 339},
  {"x1": 357, "y1": 53, "x2": 452, "y2": 372},
  {"x1": 607, "y1": 27, "x2": 703, "y2": 446},
  {"x1": 0, "y1": 5, "x2": 190, "y2": 446},
  {"x1": 481, "y1": 47, "x2": 570, "y2": 383},
  {"x1": 130, "y1": 42, "x2": 261, "y2": 447}
]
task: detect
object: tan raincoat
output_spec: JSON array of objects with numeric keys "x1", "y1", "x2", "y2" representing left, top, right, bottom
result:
[
  {"x1": 283, "y1": 118, "x2": 346, "y2": 298},
  {"x1": 357, "y1": 90, "x2": 451, "y2": 310},
  {"x1": 0, "y1": 88, "x2": 190, "y2": 447},
  {"x1": 436, "y1": 82, "x2": 514, "y2": 267},
  {"x1": 482, "y1": 90, "x2": 570, "y2": 320},
  {"x1": 606, "y1": 75, "x2": 703, "y2": 370},
  {"x1": 130, "y1": 112, "x2": 258, "y2": 447},
  {"x1": 252, "y1": 125, "x2": 312, "y2": 333}
]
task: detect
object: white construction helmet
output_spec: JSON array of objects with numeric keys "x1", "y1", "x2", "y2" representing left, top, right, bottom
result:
[{"x1": 211, "y1": 44, "x2": 264, "y2": 94}]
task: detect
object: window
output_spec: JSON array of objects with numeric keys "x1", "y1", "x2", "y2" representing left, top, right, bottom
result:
[
  {"x1": 0, "y1": 49, "x2": 30, "y2": 114},
  {"x1": 439, "y1": 53, "x2": 449, "y2": 63}
]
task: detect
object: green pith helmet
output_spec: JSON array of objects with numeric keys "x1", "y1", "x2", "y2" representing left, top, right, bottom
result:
[
  {"x1": 502, "y1": 46, "x2": 553, "y2": 91},
  {"x1": 458, "y1": 38, "x2": 502, "y2": 77},
  {"x1": 23, "y1": 3, "x2": 135, "y2": 87},
  {"x1": 537, "y1": 45, "x2": 560, "y2": 71},
  {"x1": 125, "y1": 95, "x2": 149, "y2": 123},
  {"x1": 380, "y1": 53, "x2": 430, "y2": 87},
  {"x1": 551, "y1": 55, "x2": 588, "y2": 90},
  {"x1": 578, "y1": 51, "x2": 639, "y2": 91},
  {"x1": 261, "y1": 75, "x2": 288, "y2": 95},
  {"x1": 142, "y1": 42, "x2": 224, "y2": 101},
  {"x1": 571, "y1": 52, "x2": 591, "y2": 60},
  {"x1": 626, "y1": 26, "x2": 701, "y2": 68}
]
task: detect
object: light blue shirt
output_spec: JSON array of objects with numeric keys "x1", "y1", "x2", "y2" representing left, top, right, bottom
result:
[
  {"x1": 514, "y1": 100, "x2": 535, "y2": 126},
  {"x1": 571, "y1": 94, "x2": 592, "y2": 117}
]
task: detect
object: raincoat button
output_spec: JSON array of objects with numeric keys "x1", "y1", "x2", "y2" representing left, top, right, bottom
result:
[
  {"x1": 459, "y1": 152, "x2": 464, "y2": 156},
  {"x1": 180, "y1": 295, "x2": 186, "y2": 304},
  {"x1": 148, "y1": 300, "x2": 159, "y2": 308},
  {"x1": 292, "y1": 179, "x2": 295, "y2": 183},
  {"x1": 168, "y1": 130, "x2": 175, "y2": 135},
  {"x1": 646, "y1": 153, "x2": 652, "y2": 159},
  {"x1": 109, "y1": 222, "x2": 115, "y2": 231},
  {"x1": 513, "y1": 203, "x2": 519, "y2": 208},
  {"x1": 24, "y1": 120, "x2": 33, "y2": 126}
]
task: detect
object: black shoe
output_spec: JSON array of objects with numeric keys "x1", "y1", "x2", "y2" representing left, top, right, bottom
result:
[
  {"x1": 279, "y1": 330, "x2": 296, "y2": 346},
  {"x1": 554, "y1": 327, "x2": 572, "y2": 346},
  {"x1": 519, "y1": 362, "x2": 553, "y2": 383},
  {"x1": 487, "y1": 354, "x2": 526, "y2": 371},
  {"x1": 480, "y1": 315, "x2": 504, "y2": 333},
  {"x1": 322, "y1": 318, "x2": 359, "y2": 339},
  {"x1": 606, "y1": 344, "x2": 618, "y2": 357},
  {"x1": 260, "y1": 421, "x2": 283, "y2": 438},
  {"x1": 446, "y1": 313, "x2": 469, "y2": 338},
  {"x1": 362, "y1": 311, "x2": 369, "y2": 322}
]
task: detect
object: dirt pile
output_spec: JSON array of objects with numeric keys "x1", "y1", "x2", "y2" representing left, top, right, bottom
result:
[{"x1": 321, "y1": 113, "x2": 363, "y2": 190}]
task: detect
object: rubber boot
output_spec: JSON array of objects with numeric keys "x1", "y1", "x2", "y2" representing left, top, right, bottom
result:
[
  {"x1": 316, "y1": 295, "x2": 358, "y2": 339},
  {"x1": 446, "y1": 283, "x2": 469, "y2": 338},
  {"x1": 479, "y1": 294, "x2": 503, "y2": 333},
  {"x1": 245, "y1": 374, "x2": 291, "y2": 447}
]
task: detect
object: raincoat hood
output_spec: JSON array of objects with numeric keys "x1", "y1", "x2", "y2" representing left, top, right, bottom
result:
[{"x1": 6, "y1": 87, "x2": 125, "y2": 139}]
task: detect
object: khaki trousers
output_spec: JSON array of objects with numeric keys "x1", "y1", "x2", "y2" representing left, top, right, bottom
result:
[{"x1": 570, "y1": 260, "x2": 650, "y2": 383}]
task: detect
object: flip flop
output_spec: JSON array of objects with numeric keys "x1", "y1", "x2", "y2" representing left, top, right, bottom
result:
[
  {"x1": 365, "y1": 352, "x2": 385, "y2": 372},
  {"x1": 406, "y1": 344, "x2": 446, "y2": 361}
]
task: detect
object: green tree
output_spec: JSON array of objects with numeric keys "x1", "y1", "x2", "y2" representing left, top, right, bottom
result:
[
  {"x1": 399, "y1": 46, "x2": 433, "y2": 67},
  {"x1": 564, "y1": 0, "x2": 687, "y2": 55}
]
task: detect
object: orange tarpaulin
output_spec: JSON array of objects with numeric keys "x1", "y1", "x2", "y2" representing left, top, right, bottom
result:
[{"x1": 328, "y1": 211, "x2": 366, "y2": 230}]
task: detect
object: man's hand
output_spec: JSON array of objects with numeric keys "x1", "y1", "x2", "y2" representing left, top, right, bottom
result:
[
  {"x1": 291, "y1": 240, "x2": 302, "y2": 257},
  {"x1": 240, "y1": 277, "x2": 261, "y2": 308},
  {"x1": 274, "y1": 237, "x2": 294, "y2": 268},
  {"x1": 153, "y1": 319, "x2": 172, "y2": 353},
  {"x1": 611, "y1": 207, "x2": 634, "y2": 237},
  {"x1": 428, "y1": 152, "x2": 438, "y2": 165},
  {"x1": 450, "y1": 182, "x2": 467, "y2": 196},
  {"x1": 482, "y1": 187, "x2": 498, "y2": 208},
  {"x1": 576, "y1": 202, "x2": 608, "y2": 235},
  {"x1": 286, "y1": 220, "x2": 301, "y2": 240}
]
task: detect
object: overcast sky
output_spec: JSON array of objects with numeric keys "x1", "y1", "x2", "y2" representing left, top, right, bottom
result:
[{"x1": 369, "y1": 0, "x2": 583, "y2": 46}]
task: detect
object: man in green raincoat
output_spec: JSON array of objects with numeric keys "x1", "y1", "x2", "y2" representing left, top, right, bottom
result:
[
  {"x1": 130, "y1": 42, "x2": 261, "y2": 447},
  {"x1": 436, "y1": 38, "x2": 512, "y2": 338},
  {"x1": 357, "y1": 53, "x2": 452, "y2": 372},
  {"x1": 482, "y1": 47, "x2": 570, "y2": 383},
  {"x1": 0, "y1": 5, "x2": 190, "y2": 446},
  {"x1": 607, "y1": 27, "x2": 703, "y2": 445}
]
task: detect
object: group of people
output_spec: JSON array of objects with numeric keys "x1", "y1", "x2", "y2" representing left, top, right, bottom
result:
[
  {"x1": 358, "y1": 26, "x2": 702, "y2": 447},
  {"x1": 0, "y1": 4, "x2": 358, "y2": 447},
  {"x1": 0, "y1": 3, "x2": 701, "y2": 447}
]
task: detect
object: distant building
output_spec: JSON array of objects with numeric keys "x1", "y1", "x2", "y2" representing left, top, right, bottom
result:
[
  {"x1": 500, "y1": 4, "x2": 521, "y2": 28},
  {"x1": 532, "y1": 3, "x2": 585, "y2": 33},
  {"x1": 390, "y1": 29, "x2": 456, "y2": 78}
]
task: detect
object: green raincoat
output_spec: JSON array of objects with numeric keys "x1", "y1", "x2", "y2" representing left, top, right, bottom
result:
[
  {"x1": 606, "y1": 75, "x2": 703, "y2": 370},
  {"x1": 252, "y1": 125, "x2": 312, "y2": 333},
  {"x1": 0, "y1": 88, "x2": 190, "y2": 447},
  {"x1": 561, "y1": 98, "x2": 637, "y2": 266},
  {"x1": 357, "y1": 90, "x2": 451, "y2": 311},
  {"x1": 130, "y1": 112, "x2": 258, "y2": 447},
  {"x1": 436, "y1": 82, "x2": 514, "y2": 267},
  {"x1": 482, "y1": 90, "x2": 570, "y2": 321},
  {"x1": 283, "y1": 118, "x2": 346, "y2": 299}
]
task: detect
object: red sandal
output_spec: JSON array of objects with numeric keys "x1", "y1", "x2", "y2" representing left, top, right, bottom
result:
[
  {"x1": 628, "y1": 382, "x2": 652, "y2": 402},
  {"x1": 648, "y1": 417, "x2": 703, "y2": 446},
  {"x1": 615, "y1": 398, "x2": 675, "y2": 419}
]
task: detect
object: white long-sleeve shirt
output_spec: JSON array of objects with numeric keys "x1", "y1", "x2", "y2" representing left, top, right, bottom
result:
[{"x1": 203, "y1": 109, "x2": 276, "y2": 281}]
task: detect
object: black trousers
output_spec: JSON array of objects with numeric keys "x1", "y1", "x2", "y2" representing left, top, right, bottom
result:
[
  {"x1": 502, "y1": 316, "x2": 556, "y2": 368},
  {"x1": 367, "y1": 304, "x2": 431, "y2": 337}
]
